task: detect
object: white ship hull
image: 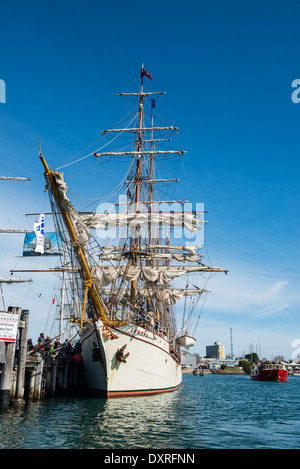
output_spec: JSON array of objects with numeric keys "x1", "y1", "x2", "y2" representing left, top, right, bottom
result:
[{"x1": 80, "y1": 321, "x2": 182, "y2": 398}]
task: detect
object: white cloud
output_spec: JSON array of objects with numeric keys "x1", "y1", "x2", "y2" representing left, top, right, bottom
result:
[
  {"x1": 253, "y1": 302, "x2": 291, "y2": 318},
  {"x1": 202, "y1": 266, "x2": 298, "y2": 319}
]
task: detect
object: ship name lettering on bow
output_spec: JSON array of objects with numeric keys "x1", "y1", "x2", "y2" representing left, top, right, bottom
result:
[{"x1": 130, "y1": 327, "x2": 149, "y2": 338}]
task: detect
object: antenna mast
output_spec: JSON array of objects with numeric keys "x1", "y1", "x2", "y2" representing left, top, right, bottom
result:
[{"x1": 230, "y1": 327, "x2": 233, "y2": 359}]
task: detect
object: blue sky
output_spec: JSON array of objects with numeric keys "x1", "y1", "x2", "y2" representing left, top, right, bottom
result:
[{"x1": 0, "y1": 0, "x2": 300, "y2": 360}]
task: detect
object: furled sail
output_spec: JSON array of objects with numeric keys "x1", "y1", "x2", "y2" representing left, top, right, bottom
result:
[
  {"x1": 79, "y1": 211, "x2": 204, "y2": 232},
  {"x1": 92, "y1": 265, "x2": 214, "y2": 287},
  {"x1": 98, "y1": 245, "x2": 202, "y2": 262},
  {"x1": 102, "y1": 287, "x2": 207, "y2": 305},
  {"x1": 100, "y1": 244, "x2": 201, "y2": 254},
  {"x1": 99, "y1": 251, "x2": 200, "y2": 262},
  {"x1": 52, "y1": 171, "x2": 91, "y2": 245}
]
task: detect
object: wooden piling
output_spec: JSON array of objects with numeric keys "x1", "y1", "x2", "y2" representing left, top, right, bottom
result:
[
  {"x1": 51, "y1": 360, "x2": 58, "y2": 396},
  {"x1": 63, "y1": 359, "x2": 70, "y2": 391},
  {"x1": 27, "y1": 366, "x2": 36, "y2": 401},
  {"x1": 14, "y1": 309, "x2": 29, "y2": 405},
  {"x1": 0, "y1": 307, "x2": 22, "y2": 409},
  {"x1": 34, "y1": 355, "x2": 44, "y2": 401}
]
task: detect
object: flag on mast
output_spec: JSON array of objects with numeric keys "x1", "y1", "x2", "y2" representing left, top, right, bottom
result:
[
  {"x1": 34, "y1": 213, "x2": 45, "y2": 254},
  {"x1": 141, "y1": 66, "x2": 152, "y2": 81}
]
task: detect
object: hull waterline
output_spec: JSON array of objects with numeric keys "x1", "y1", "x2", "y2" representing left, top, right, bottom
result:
[{"x1": 80, "y1": 321, "x2": 182, "y2": 398}]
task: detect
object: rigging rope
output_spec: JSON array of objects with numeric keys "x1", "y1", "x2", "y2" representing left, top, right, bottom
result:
[{"x1": 54, "y1": 114, "x2": 137, "y2": 171}]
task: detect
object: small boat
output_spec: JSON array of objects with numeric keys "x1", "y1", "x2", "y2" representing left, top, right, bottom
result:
[
  {"x1": 176, "y1": 334, "x2": 196, "y2": 349},
  {"x1": 250, "y1": 362, "x2": 288, "y2": 382}
]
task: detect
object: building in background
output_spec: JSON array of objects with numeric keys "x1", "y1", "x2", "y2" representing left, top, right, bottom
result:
[{"x1": 206, "y1": 341, "x2": 225, "y2": 359}]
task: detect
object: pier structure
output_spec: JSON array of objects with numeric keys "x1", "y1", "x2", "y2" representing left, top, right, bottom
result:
[{"x1": 0, "y1": 306, "x2": 84, "y2": 409}]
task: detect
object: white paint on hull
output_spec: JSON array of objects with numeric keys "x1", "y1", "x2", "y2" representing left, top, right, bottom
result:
[{"x1": 80, "y1": 321, "x2": 182, "y2": 397}]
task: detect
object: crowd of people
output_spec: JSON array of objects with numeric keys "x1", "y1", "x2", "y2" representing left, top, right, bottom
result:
[
  {"x1": 27, "y1": 298, "x2": 170, "y2": 357},
  {"x1": 27, "y1": 333, "x2": 81, "y2": 357},
  {"x1": 103, "y1": 295, "x2": 170, "y2": 341},
  {"x1": 130, "y1": 300, "x2": 169, "y2": 338},
  {"x1": 105, "y1": 296, "x2": 164, "y2": 333}
]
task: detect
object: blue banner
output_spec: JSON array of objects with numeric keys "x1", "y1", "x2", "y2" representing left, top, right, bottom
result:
[{"x1": 23, "y1": 232, "x2": 63, "y2": 256}]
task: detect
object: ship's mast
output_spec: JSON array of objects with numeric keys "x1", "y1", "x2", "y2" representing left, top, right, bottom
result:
[
  {"x1": 149, "y1": 105, "x2": 154, "y2": 246},
  {"x1": 135, "y1": 63, "x2": 144, "y2": 212},
  {"x1": 131, "y1": 64, "x2": 145, "y2": 302},
  {"x1": 38, "y1": 67, "x2": 227, "y2": 337}
]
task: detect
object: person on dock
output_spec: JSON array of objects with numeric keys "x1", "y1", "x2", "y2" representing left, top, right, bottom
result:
[
  {"x1": 73, "y1": 340, "x2": 81, "y2": 355},
  {"x1": 27, "y1": 338, "x2": 34, "y2": 351},
  {"x1": 43, "y1": 336, "x2": 51, "y2": 353},
  {"x1": 53, "y1": 338, "x2": 61, "y2": 353},
  {"x1": 49, "y1": 338, "x2": 60, "y2": 356},
  {"x1": 62, "y1": 339, "x2": 73, "y2": 356},
  {"x1": 37, "y1": 333, "x2": 45, "y2": 344}
]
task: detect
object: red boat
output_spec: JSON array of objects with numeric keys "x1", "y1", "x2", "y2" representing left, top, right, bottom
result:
[{"x1": 250, "y1": 362, "x2": 288, "y2": 381}]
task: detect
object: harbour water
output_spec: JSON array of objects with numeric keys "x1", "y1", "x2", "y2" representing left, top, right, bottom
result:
[{"x1": 0, "y1": 373, "x2": 299, "y2": 449}]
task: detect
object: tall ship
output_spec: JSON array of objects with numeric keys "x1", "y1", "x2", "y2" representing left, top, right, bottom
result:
[{"x1": 38, "y1": 65, "x2": 227, "y2": 397}]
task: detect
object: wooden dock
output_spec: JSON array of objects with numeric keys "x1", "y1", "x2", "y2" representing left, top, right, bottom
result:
[
  {"x1": 23, "y1": 353, "x2": 85, "y2": 402},
  {"x1": 0, "y1": 306, "x2": 85, "y2": 409}
]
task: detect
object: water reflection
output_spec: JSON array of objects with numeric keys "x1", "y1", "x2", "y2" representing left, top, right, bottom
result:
[
  {"x1": 0, "y1": 386, "x2": 186, "y2": 449},
  {"x1": 78, "y1": 388, "x2": 185, "y2": 448},
  {"x1": 0, "y1": 375, "x2": 299, "y2": 449}
]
